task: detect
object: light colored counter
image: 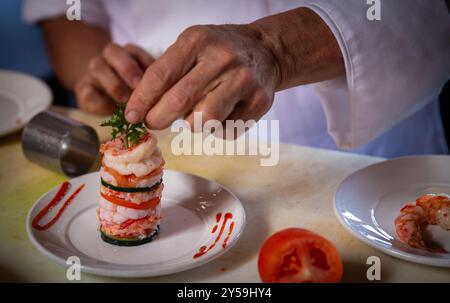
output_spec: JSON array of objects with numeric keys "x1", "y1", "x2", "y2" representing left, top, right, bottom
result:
[{"x1": 1, "y1": 107, "x2": 449, "y2": 282}]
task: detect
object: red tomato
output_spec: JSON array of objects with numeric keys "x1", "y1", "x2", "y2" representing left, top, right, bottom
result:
[{"x1": 258, "y1": 228, "x2": 343, "y2": 283}]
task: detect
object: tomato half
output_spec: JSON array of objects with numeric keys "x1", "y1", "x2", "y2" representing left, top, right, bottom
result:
[{"x1": 258, "y1": 228, "x2": 343, "y2": 283}]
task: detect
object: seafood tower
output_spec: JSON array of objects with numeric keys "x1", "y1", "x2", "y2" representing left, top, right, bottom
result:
[{"x1": 98, "y1": 105, "x2": 164, "y2": 246}]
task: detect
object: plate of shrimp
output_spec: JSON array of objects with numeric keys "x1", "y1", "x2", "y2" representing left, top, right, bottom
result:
[
  {"x1": 334, "y1": 155, "x2": 450, "y2": 268},
  {"x1": 26, "y1": 125, "x2": 246, "y2": 278},
  {"x1": 26, "y1": 169, "x2": 246, "y2": 278}
]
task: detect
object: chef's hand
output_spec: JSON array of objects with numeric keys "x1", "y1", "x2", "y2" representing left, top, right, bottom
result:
[
  {"x1": 125, "y1": 8, "x2": 344, "y2": 129},
  {"x1": 75, "y1": 43, "x2": 154, "y2": 115},
  {"x1": 125, "y1": 25, "x2": 278, "y2": 129}
]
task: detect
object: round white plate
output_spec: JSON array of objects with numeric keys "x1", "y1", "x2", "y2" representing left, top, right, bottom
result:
[
  {"x1": 0, "y1": 69, "x2": 52, "y2": 137},
  {"x1": 26, "y1": 170, "x2": 246, "y2": 277},
  {"x1": 335, "y1": 155, "x2": 450, "y2": 268}
]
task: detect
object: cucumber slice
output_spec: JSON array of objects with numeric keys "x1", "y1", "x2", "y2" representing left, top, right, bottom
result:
[
  {"x1": 101, "y1": 178, "x2": 162, "y2": 193},
  {"x1": 100, "y1": 226, "x2": 160, "y2": 246}
]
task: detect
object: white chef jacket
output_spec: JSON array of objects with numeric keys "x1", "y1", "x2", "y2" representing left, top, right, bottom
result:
[{"x1": 23, "y1": 0, "x2": 450, "y2": 158}]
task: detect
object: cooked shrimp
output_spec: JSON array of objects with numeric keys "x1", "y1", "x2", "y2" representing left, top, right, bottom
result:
[
  {"x1": 416, "y1": 194, "x2": 450, "y2": 230},
  {"x1": 395, "y1": 204, "x2": 427, "y2": 249},
  {"x1": 98, "y1": 196, "x2": 161, "y2": 224},
  {"x1": 101, "y1": 133, "x2": 163, "y2": 177},
  {"x1": 395, "y1": 194, "x2": 450, "y2": 251},
  {"x1": 100, "y1": 165, "x2": 164, "y2": 188},
  {"x1": 97, "y1": 196, "x2": 161, "y2": 239}
]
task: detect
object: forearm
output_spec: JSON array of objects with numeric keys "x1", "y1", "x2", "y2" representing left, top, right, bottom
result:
[
  {"x1": 41, "y1": 17, "x2": 110, "y2": 90},
  {"x1": 250, "y1": 7, "x2": 345, "y2": 91}
]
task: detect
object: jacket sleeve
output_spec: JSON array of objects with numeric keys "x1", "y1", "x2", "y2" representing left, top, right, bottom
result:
[{"x1": 303, "y1": 0, "x2": 450, "y2": 149}]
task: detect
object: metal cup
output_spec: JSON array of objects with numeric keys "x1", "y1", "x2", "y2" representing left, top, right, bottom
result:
[{"x1": 21, "y1": 110, "x2": 100, "y2": 177}]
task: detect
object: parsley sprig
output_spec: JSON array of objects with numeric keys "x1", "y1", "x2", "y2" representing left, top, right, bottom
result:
[{"x1": 100, "y1": 104, "x2": 147, "y2": 149}]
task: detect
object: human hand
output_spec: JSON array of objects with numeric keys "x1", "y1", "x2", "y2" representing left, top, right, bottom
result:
[
  {"x1": 75, "y1": 43, "x2": 154, "y2": 115},
  {"x1": 125, "y1": 24, "x2": 280, "y2": 129}
]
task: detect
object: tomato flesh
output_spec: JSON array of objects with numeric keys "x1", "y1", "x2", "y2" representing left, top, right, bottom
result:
[{"x1": 258, "y1": 228, "x2": 343, "y2": 283}]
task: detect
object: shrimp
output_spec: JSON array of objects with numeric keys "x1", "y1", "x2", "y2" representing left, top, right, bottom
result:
[
  {"x1": 100, "y1": 164, "x2": 164, "y2": 188},
  {"x1": 395, "y1": 194, "x2": 450, "y2": 251},
  {"x1": 98, "y1": 131, "x2": 164, "y2": 241},
  {"x1": 395, "y1": 204, "x2": 427, "y2": 249},
  {"x1": 416, "y1": 194, "x2": 450, "y2": 230},
  {"x1": 97, "y1": 196, "x2": 161, "y2": 224},
  {"x1": 101, "y1": 133, "x2": 163, "y2": 177},
  {"x1": 97, "y1": 198, "x2": 161, "y2": 238}
]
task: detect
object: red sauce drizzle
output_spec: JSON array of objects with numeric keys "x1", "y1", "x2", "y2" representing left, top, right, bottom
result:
[
  {"x1": 211, "y1": 225, "x2": 218, "y2": 233},
  {"x1": 193, "y1": 212, "x2": 234, "y2": 259},
  {"x1": 193, "y1": 245, "x2": 208, "y2": 259},
  {"x1": 222, "y1": 221, "x2": 235, "y2": 249},
  {"x1": 211, "y1": 212, "x2": 222, "y2": 233},
  {"x1": 32, "y1": 182, "x2": 85, "y2": 231}
]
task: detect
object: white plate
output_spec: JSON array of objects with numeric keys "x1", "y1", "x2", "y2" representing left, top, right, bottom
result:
[
  {"x1": 334, "y1": 155, "x2": 450, "y2": 268},
  {"x1": 0, "y1": 70, "x2": 52, "y2": 137},
  {"x1": 26, "y1": 170, "x2": 246, "y2": 277}
]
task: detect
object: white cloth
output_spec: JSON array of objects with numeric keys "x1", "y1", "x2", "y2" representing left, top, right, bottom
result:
[{"x1": 23, "y1": 0, "x2": 450, "y2": 157}]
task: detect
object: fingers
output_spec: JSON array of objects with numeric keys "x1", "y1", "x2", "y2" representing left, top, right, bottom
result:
[
  {"x1": 226, "y1": 90, "x2": 272, "y2": 122},
  {"x1": 102, "y1": 43, "x2": 145, "y2": 89},
  {"x1": 125, "y1": 23, "x2": 277, "y2": 131},
  {"x1": 143, "y1": 60, "x2": 229, "y2": 129},
  {"x1": 88, "y1": 55, "x2": 131, "y2": 103},
  {"x1": 126, "y1": 26, "x2": 204, "y2": 123},
  {"x1": 77, "y1": 43, "x2": 153, "y2": 115},
  {"x1": 124, "y1": 44, "x2": 155, "y2": 69},
  {"x1": 184, "y1": 75, "x2": 247, "y2": 129},
  {"x1": 75, "y1": 78, "x2": 116, "y2": 115},
  {"x1": 220, "y1": 90, "x2": 272, "y2": 139}
]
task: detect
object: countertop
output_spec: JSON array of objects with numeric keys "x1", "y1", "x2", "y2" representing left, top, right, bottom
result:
[{"x1": 1, "y1": 107, "x2": 449, "y2": 282}]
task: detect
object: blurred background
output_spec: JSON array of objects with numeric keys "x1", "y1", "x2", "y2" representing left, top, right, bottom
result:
[
  {"x1": 0, "y1": 0, "x2": 75, "y2": 108},
  {"x1": 0, "y1": 0, "x2": 449, "y2": 151}
]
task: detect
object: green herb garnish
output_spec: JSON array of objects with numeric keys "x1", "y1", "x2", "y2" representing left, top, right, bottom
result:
[{"x1": 100, "y1": 104, "x2": 147, "y2": 149}]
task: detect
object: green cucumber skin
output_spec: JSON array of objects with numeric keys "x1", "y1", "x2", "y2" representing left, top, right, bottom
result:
[
  {"x1": 101, "y1": 178, "x2": 162, "y2": 193},
  {"x1": 100, "y1": 226, "x2": 160, "y2": 247}
]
